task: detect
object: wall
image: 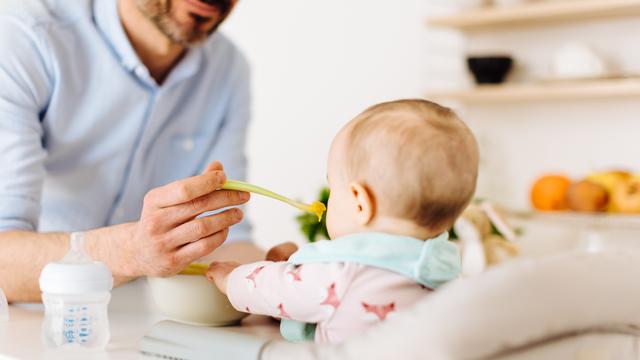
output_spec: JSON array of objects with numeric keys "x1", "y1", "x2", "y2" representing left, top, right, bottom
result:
[
  {"x1": 223, "y1": 1, "x2": 640, "y2": 250},
  {"x1": 460, "y1": 17, "x2": 640, "y2": 210},
  {"x1": 223, "y1": 0, "x2": 428, "y2": 249},
  {"x1": 421, "y1": 1, "x2": 640, "y2": 253},
  {"x1": 421, "y1": 2, "x2": 640, "y2": 208}
]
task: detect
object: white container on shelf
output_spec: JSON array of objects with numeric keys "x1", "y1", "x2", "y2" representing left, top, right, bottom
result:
[
  {"x1": 551, "y1": 42, "x2": 610, "y2": 80},
  {"x1": 39, "y1": 232, "x2": 113, "y2": 351}
]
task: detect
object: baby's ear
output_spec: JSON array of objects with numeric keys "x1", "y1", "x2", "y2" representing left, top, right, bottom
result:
[{"x1": 349, "y1": 182, "x2": 375, "y2": 225}]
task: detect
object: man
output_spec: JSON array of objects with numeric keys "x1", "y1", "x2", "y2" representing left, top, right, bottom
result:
[{"x1": 0, "y1": 0, "x2": 262, "y2": 302}]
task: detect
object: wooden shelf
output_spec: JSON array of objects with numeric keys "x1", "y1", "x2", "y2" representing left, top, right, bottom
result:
[
  {"x1": 425, "y1": 78, "x2": 640, "y2": 103},
  {"x1": 426, "y1": 0, "x2": 640, "y2": 30},
  {"x1": 507, "y1": 209, "x2": 640, "y2": 229}
]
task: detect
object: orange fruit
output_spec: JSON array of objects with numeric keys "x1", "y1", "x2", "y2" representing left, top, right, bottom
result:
[
  {"x1": 530, "y1": 175, "x2": 571, "y2": 211},
  {"x1": 566, "y1": 180, "x2": 609, "y2": 212}
]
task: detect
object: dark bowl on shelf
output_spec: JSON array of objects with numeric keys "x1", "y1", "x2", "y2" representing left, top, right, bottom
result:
[{"x1": 467, "y1": 56, "x2": 514, "y2": 84}]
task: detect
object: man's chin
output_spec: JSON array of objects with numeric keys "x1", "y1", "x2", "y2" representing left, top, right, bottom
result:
[
  {"x1": 143, "y1": 3, "x2": 225, "y2": 47},
  {"x1": 172, "y1": 30, "x2": 209, "y2": 47},
  {"x1": 164, "y1": 17, "x2": 218, "y2": 47},
  {"x1": 184, "y1": 26, "x2": 219, "y2": 47}
]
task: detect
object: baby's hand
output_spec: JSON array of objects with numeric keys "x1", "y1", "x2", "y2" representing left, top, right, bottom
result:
[
  {"x1": 206, "y1": 261, "x2": 241, "y2": 294},
  {"x1": 265, "y1": 242, "x2": 299, "y2": 262}
]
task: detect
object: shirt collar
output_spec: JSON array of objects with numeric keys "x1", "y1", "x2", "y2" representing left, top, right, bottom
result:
[
  {"x1": 93, "y1": 0, "x2": 143, "y2": 73},
  {"x1": 163, "y1": 45, "x2": 203, "y2": 86},
  {"x1": 289, "y1": 232, "x2": 461, "y2": 289},
  {"x1": 92, "y1": 0, "x2": 204, "y2": 87}
]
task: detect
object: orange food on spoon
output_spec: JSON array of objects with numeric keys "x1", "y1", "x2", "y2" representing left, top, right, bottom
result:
[{"x1": 530, "y1": 174, "x2": 571, "y2": 211}]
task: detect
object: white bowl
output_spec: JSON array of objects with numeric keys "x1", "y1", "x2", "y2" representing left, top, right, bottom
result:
[{"x1": 147, "y1": 274, "x2": 247, "y2": 326}]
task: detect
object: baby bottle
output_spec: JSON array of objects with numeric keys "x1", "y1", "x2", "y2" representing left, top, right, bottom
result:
[{"x1": 39, "y1": 232, "x2": 113, "y2": 350}]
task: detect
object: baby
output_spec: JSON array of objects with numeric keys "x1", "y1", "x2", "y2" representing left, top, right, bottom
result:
[{"x1": 207, "y1": 99, "x2": 479, "y2": 344}]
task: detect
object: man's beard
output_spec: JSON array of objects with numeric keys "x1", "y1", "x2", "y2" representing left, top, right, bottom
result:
[{"x1": 134, "y1": 0, "x2": 231, "y2": 47}]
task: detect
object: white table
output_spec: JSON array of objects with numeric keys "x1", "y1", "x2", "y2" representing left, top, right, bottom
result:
[{"x1": 0, "y1": 279, "x2": 280, "y2": 359}]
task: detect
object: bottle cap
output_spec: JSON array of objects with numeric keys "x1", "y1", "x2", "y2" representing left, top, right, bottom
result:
[{"x1": 39, "y1": 233, "x2": 113, "y2": 295}]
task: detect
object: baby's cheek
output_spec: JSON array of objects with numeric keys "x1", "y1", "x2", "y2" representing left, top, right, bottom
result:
[
  {"x1": 326, "y1": 199, "x2": 348, "y2": 239},
  {"x1": 325, "y1": 201, "x2": 338, "y2": 238}
]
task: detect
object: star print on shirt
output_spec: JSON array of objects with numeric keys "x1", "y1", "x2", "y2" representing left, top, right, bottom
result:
[
  {"x1": 362, "y1": 302, "x2": 396, "y2": 321},
  {"x1": 246, "y1": 265, "x2": 265, "y2": 288},
  {"x1": 277, "y1": 303, "x2": 291, "y2": 319},
  {"x1": 287, "y1": 265, "x2": 303, "y2": 281},
  {"x1": 320, "y1": 282, "x2": 340, "y2": 309}
]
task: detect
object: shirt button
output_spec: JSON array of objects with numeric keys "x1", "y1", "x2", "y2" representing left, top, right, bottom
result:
[
  {"x1": 134, "y1": 65, "x2": 148, "y2": 78},
  {"x1": 181, "y1": 138, "x2": 195, "y2": 152}
]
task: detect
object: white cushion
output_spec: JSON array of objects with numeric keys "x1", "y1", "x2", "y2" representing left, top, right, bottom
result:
[{"x1": 263, "y1": 251, "x2": 640, "y2": 360}]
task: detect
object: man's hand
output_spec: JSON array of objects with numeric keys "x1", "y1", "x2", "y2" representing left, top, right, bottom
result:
[
  {"x1": 265, "y1": 242, "x2": 299, "y2": 262},
  {"x1": 206, "y1": 261, "x2": 241, "y2": 294},
  {"x1": 123, "y1": 161, "x2": 250, "y2": 277}
]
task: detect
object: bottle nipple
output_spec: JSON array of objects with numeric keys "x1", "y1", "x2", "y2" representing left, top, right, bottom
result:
[{"x1": 61, "y1": 232, "x2": 92, "y2": 264}]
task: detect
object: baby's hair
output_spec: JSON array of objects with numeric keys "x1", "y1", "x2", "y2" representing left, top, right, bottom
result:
[{"x1": 345, "y1": 99, "x2": 479, "y2": 233}]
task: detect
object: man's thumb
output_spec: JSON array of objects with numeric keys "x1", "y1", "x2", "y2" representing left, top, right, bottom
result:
[{"x1": 202, "y1": 161, "x2": 224, "y2": 174}]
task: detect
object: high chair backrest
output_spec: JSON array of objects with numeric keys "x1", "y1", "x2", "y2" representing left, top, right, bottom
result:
[{"x1": 262, "y1": 250, "x2": 640, "y2": 360}]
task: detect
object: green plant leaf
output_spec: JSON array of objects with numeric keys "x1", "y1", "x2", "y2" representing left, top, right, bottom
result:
[{"x1": 295, "y1": 187, "x2": 330, "y2": 243}]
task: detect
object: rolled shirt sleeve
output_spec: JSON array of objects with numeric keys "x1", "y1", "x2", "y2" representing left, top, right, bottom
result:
[{"x1": 0, "y1": 16, "x2": 51, "y2": 231}]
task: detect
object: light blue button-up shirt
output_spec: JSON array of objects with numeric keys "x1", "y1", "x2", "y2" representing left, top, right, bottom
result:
[{"x1": 0, "y1": 0, "x2": 252, "y2": 241}]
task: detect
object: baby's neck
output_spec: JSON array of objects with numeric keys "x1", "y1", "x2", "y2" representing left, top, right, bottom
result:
[{"x1": 365, "y1": 216, "x2": 441, "y2": 240}]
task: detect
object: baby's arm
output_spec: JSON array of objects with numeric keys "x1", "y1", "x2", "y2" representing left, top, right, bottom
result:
[{"x1": 209, "y1": 260, "x2": 347, "y2": 323}]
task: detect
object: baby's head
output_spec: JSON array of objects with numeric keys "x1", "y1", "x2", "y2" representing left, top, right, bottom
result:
[{"x1": 326, "y1": 99, "x2": 479, "y2": 239}]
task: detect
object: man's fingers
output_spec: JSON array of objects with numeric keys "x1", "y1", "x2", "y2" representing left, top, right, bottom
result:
[
  {"x1": 175, "y1": 228, "x2": 229, "y2": 266},
  {"x1": 145, "y1": 170, "x2": 227, "y2": 209},
  {"x1": 140, "y1": 190, "x2": 250, "y2": 233},
  {"x1": 168, "y1": 208, "x2": 243, "y2": 248},
  {"x1": 165, "y1": 190, "x2": 250, "y2": 227},
  {"x1": 202, "y1": 161, "x2": 224, "y2": 174}
]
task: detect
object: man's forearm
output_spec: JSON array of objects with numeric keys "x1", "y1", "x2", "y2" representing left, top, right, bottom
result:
[
  {"x1": 0, "y1": 225, "x2": 261, "y2": 302},
  {"x1": 0, "y1": 230, "x2": 68, "y2": 302},
  {"x1": 0, "y1": 224, "x2": 136, "y2": 303}
]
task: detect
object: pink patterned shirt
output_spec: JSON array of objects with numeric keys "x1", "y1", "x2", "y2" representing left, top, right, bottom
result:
[{"x1": 226, "y1": 260, "x2": 432, "y2": 344}]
